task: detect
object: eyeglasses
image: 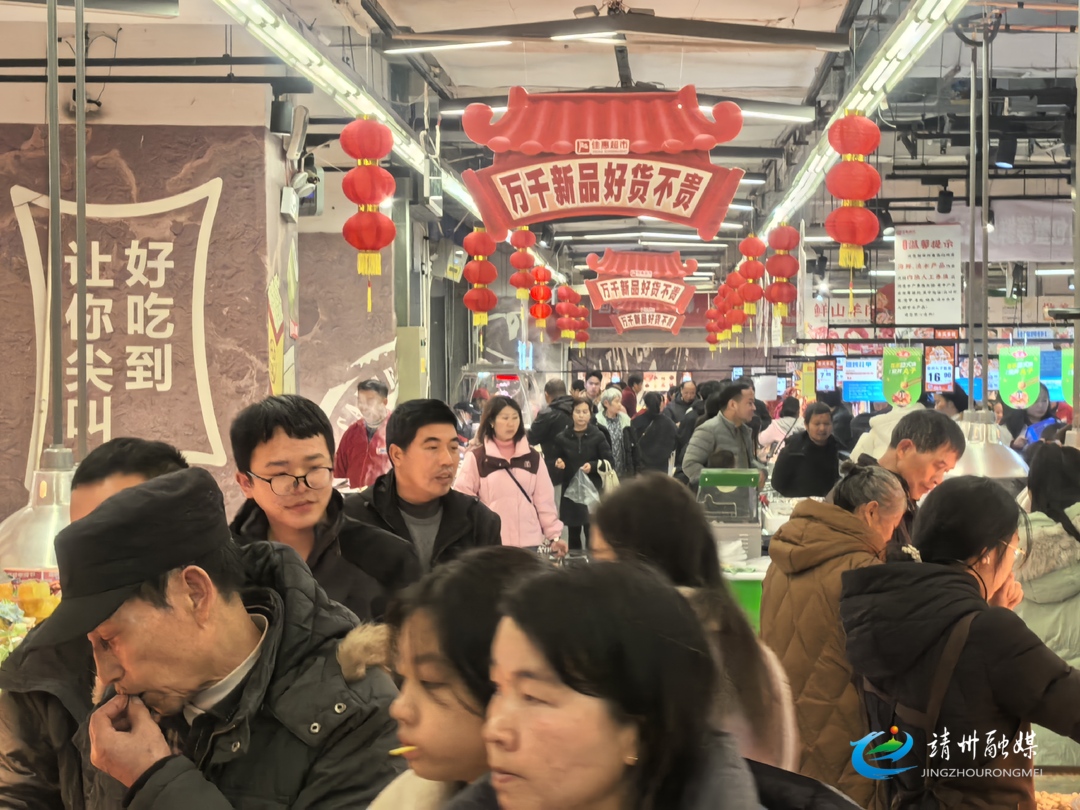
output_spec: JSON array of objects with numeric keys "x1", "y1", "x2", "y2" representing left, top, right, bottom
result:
[
  {"x1": 248, "y1": 467, "x2": 333, "y2": 496},
  {"x1": 1003, "y1": 540, "x2": 1026, "y2": 562}
]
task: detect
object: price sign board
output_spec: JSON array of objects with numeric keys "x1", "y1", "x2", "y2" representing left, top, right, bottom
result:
[
  {"x1": 924, "y1": 346, "x2": 955, "y2": 393},
  {"x1": 816, "y1": 359, "x2": 837, "y2": 392}
]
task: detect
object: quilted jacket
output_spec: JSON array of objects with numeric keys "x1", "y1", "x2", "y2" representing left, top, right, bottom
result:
[
  {"x1": 760, "y1": 499, "x2": 885, "y2": 808},
  {"x1": 1015, "y1": 505, "x2": 1080, "y2": 766}
]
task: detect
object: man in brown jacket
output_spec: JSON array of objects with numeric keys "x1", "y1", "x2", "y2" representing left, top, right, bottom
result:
[{"x1": 760, "y1": 466, "x2": 908, "y2": 807}]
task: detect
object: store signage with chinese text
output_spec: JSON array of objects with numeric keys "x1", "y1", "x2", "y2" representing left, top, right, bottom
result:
[
  {"x1": 611, "y1": 311, "x2": 686, "y2": 335},
  {"x1": 816, "y1": 359, "x2": 837, "y2": 392},
  {"x1": 586, "y1": 277, "x2": 695, "y2": 312},
  {"x1": 461, "y1": 86, "x2": 744, "y2": 240},
  {"x1": 999, "y1": 346, "x2": 1041, "y2": 409},
  {"x1": 882, "y1": 347, "x2": 923, "y2": 406},
  {"x1": 893, "y1": 224, "x2": 963, "y2": 325}
]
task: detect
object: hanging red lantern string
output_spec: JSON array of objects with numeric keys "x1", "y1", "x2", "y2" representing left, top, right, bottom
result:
[
  {"x1": 462, "y1": 228, "x2": 499, "y2": 360},
  {"x1": 825, "y1": 110, "x2": 882, "y2": 274},
  {"x1": 765, "y1": 224, "x2": 800, "y2": 318},
  {"x1": 509, "y1": 227, "x2": 537, "y2": 302},
  {"x1": 340, "y1": 116, "x2": 397, "y2": 312},
  {"x1": 530, "y1": 266, "x2": 553, "y2": 342},
  {"x1": 737, "y1": 235, "x2": 766, "y2": 318},
  {"x1": 556, "y1": 285, "x2": 581, "y2": 339}
]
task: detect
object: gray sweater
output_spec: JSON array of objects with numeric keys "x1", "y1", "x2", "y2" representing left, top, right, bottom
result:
[{"x1": 682, "y1": 413, "x2": 765, "y2": 485}]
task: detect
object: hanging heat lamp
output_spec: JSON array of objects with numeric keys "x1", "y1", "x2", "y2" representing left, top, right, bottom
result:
[{"x1": 340, "y1": 116, "x2": 397, "y2": 312}]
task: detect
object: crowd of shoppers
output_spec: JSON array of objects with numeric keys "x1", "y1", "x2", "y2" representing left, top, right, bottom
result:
[{"x1": 9, "y1": 368, "x2": 1080, "y2": 810}]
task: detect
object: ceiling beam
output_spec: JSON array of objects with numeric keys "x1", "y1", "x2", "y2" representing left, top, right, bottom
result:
[{"x1": 376, "y1": 15, "x2": 849, "y2": 52}]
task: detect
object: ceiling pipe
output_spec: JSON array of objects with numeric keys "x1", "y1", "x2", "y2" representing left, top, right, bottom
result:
[
  {"x1": 0, "y1": 56, "x2": 284, "y2": 68},
  {"x1": 0, "y1": 75, "x2": 315, "y2": 94}
]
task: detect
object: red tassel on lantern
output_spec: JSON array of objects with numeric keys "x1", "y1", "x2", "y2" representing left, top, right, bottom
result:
[{"x1": 340, "y1": 116, "x2": 396, "y2": 311}]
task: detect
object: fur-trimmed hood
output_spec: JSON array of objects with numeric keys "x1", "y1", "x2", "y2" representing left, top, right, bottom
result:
[
  {"x1": 337, "y1": 623, "x2": 392, "y2": 680},
  {"x1": 1016, "y1": 507, "x2": 1080, "y2": 600}
]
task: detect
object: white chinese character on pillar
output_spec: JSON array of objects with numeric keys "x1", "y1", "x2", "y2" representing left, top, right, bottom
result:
[
  {"x1": 66, "y1": 396, "x2": 112, "y2": 441},
  {"x1": 65, "y1": 293, "x2": 114, "y2": 341},
  {"x1": 65, "y1": 240, "x2": 114, "y2": 287},
  {"x1": 125, "y1": 240, "x2": 173, "y2": 288},
  {"x1": 128, "y1": 293, "x2": 174, "y2": 339},
  {"x1": 65, "y1": 347, "x2": 114, "y2": 393},
  {"x1": 125, "y1": 344, "x2": 173, "y2": 392}
]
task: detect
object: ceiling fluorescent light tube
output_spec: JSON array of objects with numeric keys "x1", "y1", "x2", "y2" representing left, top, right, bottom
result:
[
  {"x1": 385, "y1": 40, "x2": 513, "y2": 55},
  {"x1": 727, "y1": 203, "x2": 753, "y2": 211},
  {"x1": 551, "y1": 33, "x2": 623, "y2": 42},
  {"x1": 739, "y1": 177, "x2": 766, "y2": 185},
  {"x1": 640, "y1": 241, "x2": 728, "y2": 248},
  {"x1": 740, "y1": 110, "x2": 816, "y2": 123},
  {"x1": 1035, "y1": 269, "x2": 1074, "y2": 276}
]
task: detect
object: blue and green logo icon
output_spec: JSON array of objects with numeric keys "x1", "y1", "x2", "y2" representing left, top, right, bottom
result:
[{"x1": 850, "y1": 725, "x2": 917, "y2": 780}]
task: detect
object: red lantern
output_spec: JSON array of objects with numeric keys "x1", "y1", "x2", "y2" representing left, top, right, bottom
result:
[
  {"x1": 705, "y1": 321, "x2": 722, "y2": 334},
  {"x1": 464, "y1": 287, "x2": 498, "y2": 326},
  {"x1": 741, "y1": 259, "x2": 765, "y2": 282},
  {"x1": 343, "y1": 211, "x2": 395, "y2": 253},
  {"x1": 533, "y1": 266, "x2": 553, "y2": 284},
  {"x1": 509, "y1": 270, "x2": 535, "y2": 300},
  {"x1": 575, "y1": 330, "x2": 590, "y2": 346},
  {"x1": 554, "y1": 302, "x2": 574, "y2": 317},
  {"x1": 765, "y1": 281, "x2": 798, "y2": 317},
  {"x1": 705, "y1": 307, "x2": 721, "y2": 321},
  {"x1": 825, "y1": 161, "x2": 881, "y2": 201},
  {"x1": 828, "y1": 114, "x2": 881, "y2": 157},
  {"x1": 726, "y1": 270, "x2": 747, "y2": 289},
  {"x1": 340, "y1": 118, "x2": 394, "y2": 161},
  {"x1": 768, "y1": 225, "x2": 800, "y2": 253},
  {"x1": 766, "y1": 253, "x2": 799, "y2": 280},
  {"x1": 509, "y1": 251, "x2": 535, "y2": 271},
  {"x1": 463, "y1": 259, "x2": 498, "y2": 286},
  {"x1": 739, "y1": 282, "x2": 764, "y2": 306},
  {"x1": 739, "y1": 235, "x2": 767, "y2": 258},
  {"x1": 463, "y1": 230, "x2": 498, "y2": 259},
  {"x1": 530, "y1": 285, "x2": 552, "y2": 303},
  {"x1": 342, "y1": 164, "x2": 395, "y2": 207},
  {"x1": 826, "y1": 110, "x2": 882, "y2": 270},
  {"x1": 463, "y1": 228, "x2": 500, "y2": 327},
  {"x1": 529, "y1": 303, "x2": 552, "y2": 322},
  {"x1": 705, "y1": 332, "x2": 720, "y2": 352},
  {"x1": 510, "y1": 228, "x2": 537, "y2": 250},
  {"x1": 728, "y1": 308, "x2": 748, "y2": 334}
]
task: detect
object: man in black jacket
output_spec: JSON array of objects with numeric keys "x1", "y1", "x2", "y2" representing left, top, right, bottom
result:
[
  {"x1": 770, "y1": 402, "x2": 841, "y2": 498},
  {"x1": 0, "y1": 437, "x2": 188, "y2": 809},
  {"x1": 229, "y1": 395, "x2": 420, "y2": 621},
  {"x1": 33, "y1": 468, "x2": 402, "y2": 809},
  {"x1": 345, "y1": 399, "x2": 501, "y2": 571},
  {"x1": 527, "y1": 378, "x2": 575, "y2": 481}
]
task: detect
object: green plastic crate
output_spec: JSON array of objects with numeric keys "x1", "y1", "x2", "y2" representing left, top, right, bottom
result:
[
  {"x1": 699, "y1": 468, "x2": 761, "y2": 489},
  {"x1": 727, "y1": 576, "x2": 764, "y2": 634}
]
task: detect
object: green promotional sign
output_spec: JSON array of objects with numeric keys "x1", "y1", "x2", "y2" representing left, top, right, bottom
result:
[
  {"x1": 999, "y1": 346, "x2": 1041, "y2": 410},
  {"x1": 1063, "y1": 349, "x2": 1073, "y2": 408},
  {"x1": 883, "y1": 347, "x2": 923, "y2": 407}
]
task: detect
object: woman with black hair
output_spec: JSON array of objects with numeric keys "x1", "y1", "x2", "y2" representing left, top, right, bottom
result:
[
  {"x1": 841, "y1": 476, "x2": 1080, "y2": 809},
  {"x1": 1004, "y1": 382, "x2": 1059, "y2": 451},
  {"x1": 445, "y1": 562, "x2": 760, "y2": 810},
  {"x1": 589, "y1": 473, "x2": 799, "y2": 772},
  {"x1": 758, "y1": 397, "x2": 804, "y2": 459},
  {"x1": 631, "y1": 392, "x2": 678, "y2": 473},
  {"x1": 366, "y1": 546, "x2": 546, "y2": 809},
  {"x1": 553, "y1": 399, "x2": 613, "y2": 550},
  {"x1": 1014, "y1": 443, "x2": 1080, "y2": 766},
  {"x1": 454, "y1": 396, "x2": 564, "y2": 554}
]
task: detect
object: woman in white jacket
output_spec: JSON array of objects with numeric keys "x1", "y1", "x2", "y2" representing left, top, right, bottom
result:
[
  {"x1": 1015, "y1": 443, "x2": 1080, "y2": 767},
  {"x1": 758, "y1": 397, "x2": 804, "y2": 461}
]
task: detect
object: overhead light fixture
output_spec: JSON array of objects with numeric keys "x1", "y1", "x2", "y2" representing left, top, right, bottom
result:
[
  {"x1": 440, "y1": 105, "x2": 507, "y2": 117},
  {"x1": 937, "y1": 186, "x2": 954, "y2": 214},
  {"x1": 384, "y1": 40, "x2": 513, "y2": 55},
  {"x1": 739, "y1": 175, "x2": 767, "y2": 186},
  {"x1": 695, "y1": 262, "x2": 722, "y2": 268},
  {"x1": 762, "y1": 0, "x2": 971, "y2": 233},
  {"x1": 879, "y1": 208, "x2": 895, "y2": 237},
  {"x1": 727, "y1": 202, "x2": 754, "y2": 212},
  {"x1": 803, "y1": 236, "x2": 834, "y2": 243},
  {"x1": 994, "y1": 135, "x2": 1017, "y2": 169},
  {"x1": 1035, "y1": 268, "x2": 1074, "y2": 276},
  {"x1": 209, "y1": 0, "x2": 481, "y2": 218},
  {"x1": 1071, "y1": 283, "x2": 1076, "y2": 291},
  {"x1": 818, "y1": 279, "x2": 830, "y2": 293},
  {"x1": 553, "y1": 235, "x2": 574, "y2": 241},
  {"x1": 640, "y1": 241, "x2": 728, "y2": 248},
  {"x1": 986, "y1": 209, "x2": 996, "y2": 233},
  {"x1": 869, "y1": 269, "x2": 896, "y2": 276},
  {"x1": 551, "y1": 33, "x2": 625, "y2": 43},
  {"x1": 539, "y1": 224, "x2": 555, "y2": 248}
]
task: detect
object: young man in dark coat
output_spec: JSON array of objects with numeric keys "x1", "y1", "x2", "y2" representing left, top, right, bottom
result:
[
  {"x1": 24, "y1": 468, "x2": 402, "y2": 809},
  {"x1": 0, "y1": 438, "x2": 187, "y2": 809},
  {"x1": 345, "y1": 399, "x2": 501, "y2": 571},
  {"x1": 230, "y1": 395, "x2": 420, "y2": 621}
]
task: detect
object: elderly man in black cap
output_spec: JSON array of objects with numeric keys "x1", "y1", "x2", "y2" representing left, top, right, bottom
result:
[{"x1": 23, "y1": 467, "x2": 401, "y2": 808}]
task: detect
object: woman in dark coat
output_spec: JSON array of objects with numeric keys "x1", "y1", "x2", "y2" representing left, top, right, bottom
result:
[
  {"x1": 841, "y1": 476, "x2": 1080, "y2": 810},
  {"x1": 632, "y1": 391, "x2": 679, "y2": 473},
  {"x1": 553, "y1": 399, "x2": 613, "y2": 550}
]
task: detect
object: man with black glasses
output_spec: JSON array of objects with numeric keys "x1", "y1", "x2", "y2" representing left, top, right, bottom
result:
[{"x1": 230, "y1": 395, "x2": 420, "y2": 620}]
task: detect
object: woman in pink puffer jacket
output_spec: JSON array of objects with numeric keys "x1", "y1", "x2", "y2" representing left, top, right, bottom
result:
[{"x1": 454, "y1": 396, "x2": 565, "y2": 552}]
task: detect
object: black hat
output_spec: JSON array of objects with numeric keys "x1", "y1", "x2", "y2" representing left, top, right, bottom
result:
[{"x1": 23, "y1": 467, "x2": 233, "y2": 650}]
